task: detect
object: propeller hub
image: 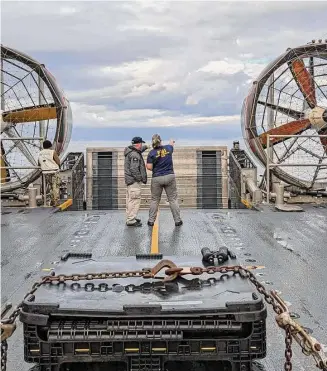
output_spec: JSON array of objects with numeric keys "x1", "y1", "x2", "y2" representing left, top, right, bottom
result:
[
  {"x1": 308, "y1": 106, "x2": 327, "y2": 131},
  {"x1": 323, "y1": 109, "x2": 327, "y2": 124}
]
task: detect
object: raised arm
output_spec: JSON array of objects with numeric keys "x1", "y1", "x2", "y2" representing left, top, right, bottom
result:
[{"x1": 141, "y1": 143, "x2": 150, "y2": 153}]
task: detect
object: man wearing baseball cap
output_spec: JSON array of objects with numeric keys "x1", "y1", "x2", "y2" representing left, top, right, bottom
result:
[{"x1": 124, "y1": 136, "x2": 149, "y2": 227}]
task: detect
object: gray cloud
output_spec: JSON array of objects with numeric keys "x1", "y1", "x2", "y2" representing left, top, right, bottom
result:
[{"x1": 2, "y1": 1, "x2": 327, "y2": 135}]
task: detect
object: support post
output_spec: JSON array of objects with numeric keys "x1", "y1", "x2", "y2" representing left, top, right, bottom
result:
[
  {"x1": 266, "y1": 135, "x2": 270, "y2": 204},
  {"x1": 38, "y1": 66, "x2": 45, "y2": 147},
  {"x1": 1, "y1": 57, "x2": 4, "y2": 111},
  {"x1": 267, "y1": 74, "x2": 279, "y2": 190},
  {"x1": 43, "y1": 174, "x2": 47, "y2": 207},
  {"x1": 39, "y1": 68, "x2": 46, "y2": 203}
]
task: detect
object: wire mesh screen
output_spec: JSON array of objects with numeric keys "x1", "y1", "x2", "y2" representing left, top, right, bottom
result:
[
  {"x1": 242, "y1": 41, "x2": 327, "y2": 189},
  {"x1": 267, "y1": 135, "x2": 327, "y2": 189},
  {"x1": 1, "y1": 46, "x2": 72, "y2": 193},
  {"x1": 1, "y1": 52, "x2": 57, "y2": 184}
]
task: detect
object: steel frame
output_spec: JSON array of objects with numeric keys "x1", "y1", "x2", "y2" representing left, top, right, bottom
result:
[
  {"x1": 242, "y1": 40, "x2": 327, "y2": 189},
  {"x1": 1, "y1": 45, "x2": 72, "y2": 193}
]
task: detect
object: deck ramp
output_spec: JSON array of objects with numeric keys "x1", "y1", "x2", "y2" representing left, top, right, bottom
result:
[{"x1": 1, "y1": 206, "x2": 327, "y2": 370}]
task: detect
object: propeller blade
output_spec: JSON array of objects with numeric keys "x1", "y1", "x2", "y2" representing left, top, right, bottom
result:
[
  {"x1": 2, "y1": 103, "x2": 57, "y2": 124},
  {"x1": 317, "y1": 126, "x2": 327, "y2": 152},
  {"x1": 258, "y1": 101, "x2": 304, "y2": 120},
  {"x1": 259, "y1": 119, "x2": 311, "y2": 148},
  {"x1": 289, "y1": 58, "x2": 316, "y2": 109}
]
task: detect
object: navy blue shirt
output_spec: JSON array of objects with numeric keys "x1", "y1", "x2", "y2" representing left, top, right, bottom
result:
[{"x1": 147, "y1": 145, "x2": 174, "y2": 177}]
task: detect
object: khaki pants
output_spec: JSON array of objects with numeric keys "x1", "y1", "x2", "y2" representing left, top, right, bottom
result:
[
  {"x1": 126, "y1": 182, "x2": 141, "y2": 224},
  {"x1": 44, "y1": 172, "x2": 60, "y2": 206}
]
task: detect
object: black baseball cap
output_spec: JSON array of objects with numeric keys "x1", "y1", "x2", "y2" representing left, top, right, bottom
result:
[{"x1": 131, "y1": 136, "x2": 145, "y2": 144}]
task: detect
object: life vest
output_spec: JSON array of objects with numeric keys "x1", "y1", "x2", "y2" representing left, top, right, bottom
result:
[{"x1": 38, "y1": 149, "x2": 59, "y2": 173}]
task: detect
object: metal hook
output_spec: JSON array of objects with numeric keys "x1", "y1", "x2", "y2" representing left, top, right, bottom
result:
[{"x1": 147, "y1": 259, "x2": 180, "y2": 281}]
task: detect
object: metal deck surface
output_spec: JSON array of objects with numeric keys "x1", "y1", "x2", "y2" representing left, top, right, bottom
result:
[{"x1": 1, "y1": 206, "x2": 327, "y2": 370}]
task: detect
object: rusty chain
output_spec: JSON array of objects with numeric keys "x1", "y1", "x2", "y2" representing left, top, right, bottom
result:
[
  {"x1": 0, "y1": 340, "x2": 7, "y2": 371},
  {"x1": 1, "y1": 260, "x2": 326, "y2": 371}
]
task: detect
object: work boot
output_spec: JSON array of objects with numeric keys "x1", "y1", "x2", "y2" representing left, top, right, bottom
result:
[
  {"x1": 175, "y1": 220, "x2": 183, "y2": 227},
  {"x1": 126, "y1": 220, "x2": 142, "y2": 227}
]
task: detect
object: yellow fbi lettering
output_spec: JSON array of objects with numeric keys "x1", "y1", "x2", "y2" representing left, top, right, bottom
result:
[{"x1": 155, "y1": 148, "x2": 170, "y2": 158}]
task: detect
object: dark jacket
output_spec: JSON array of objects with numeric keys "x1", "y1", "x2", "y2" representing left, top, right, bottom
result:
[{"x1": 124, "y1": 145, "x2": 147, "y2": 186}]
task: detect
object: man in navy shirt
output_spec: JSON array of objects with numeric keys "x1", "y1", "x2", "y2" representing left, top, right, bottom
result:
[{"x1": 146, "y1": 134, "x2": 182, "y2": 226}]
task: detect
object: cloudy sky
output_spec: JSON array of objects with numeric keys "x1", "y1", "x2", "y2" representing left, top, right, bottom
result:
[{"x1": 2, "y1": 0, "x2": 327, "y2": 153}]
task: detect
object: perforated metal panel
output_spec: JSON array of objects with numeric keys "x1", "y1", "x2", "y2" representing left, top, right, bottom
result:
[
  {"x1": 197, "y1": 150, "x2": 223, "y2": 209},
  {"x1": 92, "y1": 152, "x2": 118, "y2": 210}
]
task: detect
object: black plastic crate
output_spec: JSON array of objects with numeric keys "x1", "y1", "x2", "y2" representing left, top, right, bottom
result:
[
  {"x1": 29, "y1": 360, "x2": 261, "y2": 371},
  {"x1": 20, "y1": 256, "x2": 267, "y2": 371}
]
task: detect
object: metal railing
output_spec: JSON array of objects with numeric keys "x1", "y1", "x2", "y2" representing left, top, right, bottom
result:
[
  {"x1": 1, "y1": 149, "x2": 85, "y2": 210},
  {"x1": 60, "y1": 152, "x2": 85, "y2": 210},
  {"x1": 229, "y1": 149, "x2": 257, "y2": 209}
]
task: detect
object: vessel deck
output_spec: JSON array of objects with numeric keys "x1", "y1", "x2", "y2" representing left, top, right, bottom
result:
[{"x1": 1, "y1": 205, "x2": 327, "y2": 370}]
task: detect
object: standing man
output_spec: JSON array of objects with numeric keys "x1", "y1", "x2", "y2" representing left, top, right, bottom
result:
[
  {"x1": 146, "y1": 134, "x2": 182, "y2": 227},
  {"x1": 38, "y1": 140, "x2": 61, "y2": 206},
  {"x1": 124, "y1": 137, "x2": 149, "y2": 227}
]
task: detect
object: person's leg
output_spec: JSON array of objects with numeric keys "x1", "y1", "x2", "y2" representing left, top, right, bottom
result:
[
  {"x1": 48, "y1": 173, "x2": 59, "y2": 206},
  {"x1": 148, "y1": 177, "x2": 163, "y2": 225},
  {"x1": 51, "y1": 172, "x2": 61, "y2": 206},
  {"x1": 44, "y1": 174, "x2": 52, "y2": 206},
  {"x1": 126, "y1": 186, "x2": 140, "y2": 222},
  {"x1": 48, "y1": 173, "x2": 60, "y2": 206},
  {"x1": 133, "y1": 182, "x2": 142, "y2": 223},
  {"x1": 125, "y1": 187, "x2": 130, "y2": 222},
  {"x1": 164, "y1": 174, "x2": 182, "y2": 225},
  {"x1": 126, "y1": 182, "x2": 142, "y2": 226}
]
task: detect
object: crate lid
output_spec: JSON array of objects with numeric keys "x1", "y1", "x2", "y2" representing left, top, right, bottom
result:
[{"x1": 22, "y1": 256, "x2": 265, "y2": 317}]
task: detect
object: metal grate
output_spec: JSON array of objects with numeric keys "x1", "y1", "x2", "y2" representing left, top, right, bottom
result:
[{"x1": 197, "y1": 151, "x2": 223, "y2": 209}]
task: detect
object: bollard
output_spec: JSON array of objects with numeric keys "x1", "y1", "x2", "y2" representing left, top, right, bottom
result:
[
  {"x1": 275, "y1": 183, "x2": 285, "y2": 207},
  {"x1": 28, "y1": 186, "x2": 38, "y2": 208}
]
